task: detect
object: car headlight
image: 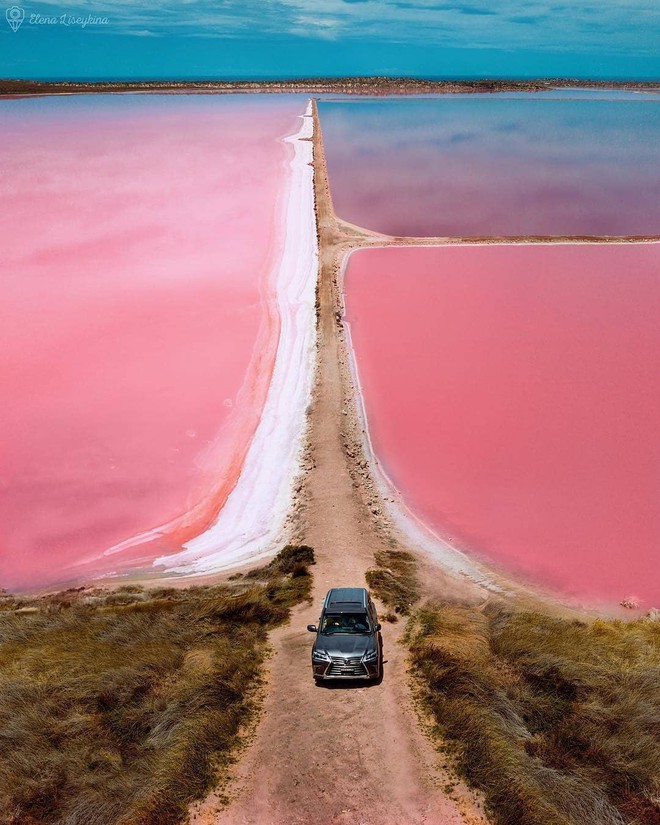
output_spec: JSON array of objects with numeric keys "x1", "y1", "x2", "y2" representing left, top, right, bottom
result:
[
  {"x1": 363, "y1": 649, "x2": 378, "y2": 662},
  {"x1": 312, "y1": 649, "x2": 330, "y2": 661}
]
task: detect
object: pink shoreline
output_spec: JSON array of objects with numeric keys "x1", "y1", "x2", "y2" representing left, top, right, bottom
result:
[
  {"x1": 155, "y1": 101, "x2": 318, "y2": 578},
  {"x1": 344, "y1": 242, "x2": 660, "y2": 610},
  {"x1": 0, "y1": 95, "x2": 306, "y2": 592}
]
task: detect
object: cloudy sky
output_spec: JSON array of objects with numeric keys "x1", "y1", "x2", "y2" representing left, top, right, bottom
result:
[{"x1": 2, "y1": 0, "x2": 659, "y2": 79}]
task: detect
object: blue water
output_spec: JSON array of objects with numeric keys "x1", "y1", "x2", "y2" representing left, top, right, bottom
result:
[{"x1": 320, "y1": 92, "x2": 660, "y2": 237}]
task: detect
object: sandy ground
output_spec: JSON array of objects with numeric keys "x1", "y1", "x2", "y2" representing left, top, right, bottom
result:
[{"x1": 188, "y1": 101, "x2": 489, "y2": 825}]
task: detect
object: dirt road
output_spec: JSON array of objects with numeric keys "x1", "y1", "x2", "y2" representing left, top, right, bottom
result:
[{"x1": 189, "y1": 103, "x2": 488, "y2": 825}]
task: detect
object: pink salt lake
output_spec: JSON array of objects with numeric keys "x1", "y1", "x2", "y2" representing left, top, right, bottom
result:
[
  {"x1": 0, "y1": 94, "x2": 305, "y2": 591},
  {"x1": 345, "y1": 244, "x2": 660, "y2": 608}
]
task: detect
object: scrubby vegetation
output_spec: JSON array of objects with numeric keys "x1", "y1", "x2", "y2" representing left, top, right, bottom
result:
[
  {"x1": 365, "y1": 548, "x2": 419, "y2": 616},
  {"x1": 407, "y1": 602, "x2": 660, "y2": 825},
  {"x1": 0, "y1": 545, "x2": 314, "y2": 825}
]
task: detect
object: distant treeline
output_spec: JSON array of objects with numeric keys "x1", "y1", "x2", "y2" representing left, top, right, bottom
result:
[{"x1": 1, "y1": 77, "x2": 658, "y2": 96}]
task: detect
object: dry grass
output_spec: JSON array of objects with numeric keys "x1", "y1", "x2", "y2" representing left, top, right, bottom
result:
[
  {"x1": 407, "y1": 602, "x2": 660, "y2": 825},
  {"x1": 365, "y1": 549, "x2": 419, "y2": 615},
  {"x1": 0, "y1": 545, "x2": 314, "y2": 825}
]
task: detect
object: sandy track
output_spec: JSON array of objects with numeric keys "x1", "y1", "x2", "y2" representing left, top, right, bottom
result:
[{"x1": 189, "y1": 102, "x2": 488, "y2": 825}]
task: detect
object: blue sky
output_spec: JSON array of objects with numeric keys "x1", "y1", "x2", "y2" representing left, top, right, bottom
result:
[{"x1": 1, "y1": 0, "x2": 658, "y2": 80}]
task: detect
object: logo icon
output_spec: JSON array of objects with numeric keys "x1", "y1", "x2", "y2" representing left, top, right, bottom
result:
[{"x1": 6, "y1": 6, "x2": 24, "y2": 31}]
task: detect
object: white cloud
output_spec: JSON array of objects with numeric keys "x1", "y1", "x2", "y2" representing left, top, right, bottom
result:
[{"x1": 20, "y1": 0, "x2": 660, "y2": 55}]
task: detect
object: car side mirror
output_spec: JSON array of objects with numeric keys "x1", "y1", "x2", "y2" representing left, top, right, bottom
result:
[
  {"x1": 375, "y1": 623, "x2": 382, "y2": 632},
  {"x1": 307, "y1": 624, "x2": 318, "y2": 633}
]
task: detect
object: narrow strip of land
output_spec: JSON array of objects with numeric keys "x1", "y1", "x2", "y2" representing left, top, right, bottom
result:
[
  {"x1": 4, "y1": 77, "x2": 659, "y2": 97},
  {"x1": 189, "y1": 102, "x2": 488, "y2": 825}
]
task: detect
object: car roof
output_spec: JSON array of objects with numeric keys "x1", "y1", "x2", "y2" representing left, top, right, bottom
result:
[{"x1": 325, "y1": 587, "x2": 368, "y2": 612}]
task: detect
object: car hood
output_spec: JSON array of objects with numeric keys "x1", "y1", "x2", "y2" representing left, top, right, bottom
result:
[{"x1": 316, "y1": 634, "x2": 374, "y2": 657}]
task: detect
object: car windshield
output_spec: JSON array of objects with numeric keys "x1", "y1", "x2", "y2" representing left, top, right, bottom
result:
[{"x1": 321, "y1": 613, "x2": 371, "y2": 634}]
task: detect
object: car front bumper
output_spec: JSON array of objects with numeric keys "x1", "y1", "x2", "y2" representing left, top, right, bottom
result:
[{"x1": 313, "y1": 656, "x2": 380, "y2": 680}]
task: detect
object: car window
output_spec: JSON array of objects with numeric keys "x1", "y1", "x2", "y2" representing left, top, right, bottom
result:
[{"x1": 321, "y1": 613, "x2": 371, "y2": 634}]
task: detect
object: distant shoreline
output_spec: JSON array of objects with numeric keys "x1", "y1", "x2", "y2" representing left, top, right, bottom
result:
[{"x1": 1, "y1": 76, "x2": 659, "y2": 96}]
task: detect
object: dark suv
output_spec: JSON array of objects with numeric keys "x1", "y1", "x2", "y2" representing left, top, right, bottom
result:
[{"x1": 307, "y1": 587, "x2": 382, "y2": 682}]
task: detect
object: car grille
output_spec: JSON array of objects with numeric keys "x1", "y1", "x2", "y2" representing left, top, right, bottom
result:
[{"x1": 327, "y1": 656, "x2": 367, "y2": 677}]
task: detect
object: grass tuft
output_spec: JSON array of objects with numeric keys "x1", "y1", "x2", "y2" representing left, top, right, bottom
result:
[
  {"x1": 407, "y1": 602, "x2": 660, "y2": 825},
  {"x1": 366, "y1": 549, "x2": 419, "y2": 614},
  {"x1": 0, "y1": 545, "x2": 314, "y2": 825}
]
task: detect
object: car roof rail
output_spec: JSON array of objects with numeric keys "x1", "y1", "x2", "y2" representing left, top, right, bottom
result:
[{"x1": 325, "y1": 587, "x2": 368, "y2": 609}]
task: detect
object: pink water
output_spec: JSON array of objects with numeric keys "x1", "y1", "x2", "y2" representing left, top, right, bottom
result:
[
  {"x1": 345, "y1": 244, "x2": 660, "y2": 607},
  {"x1": 0, "y1": 94, "x2": 303, "y2": 592}
]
